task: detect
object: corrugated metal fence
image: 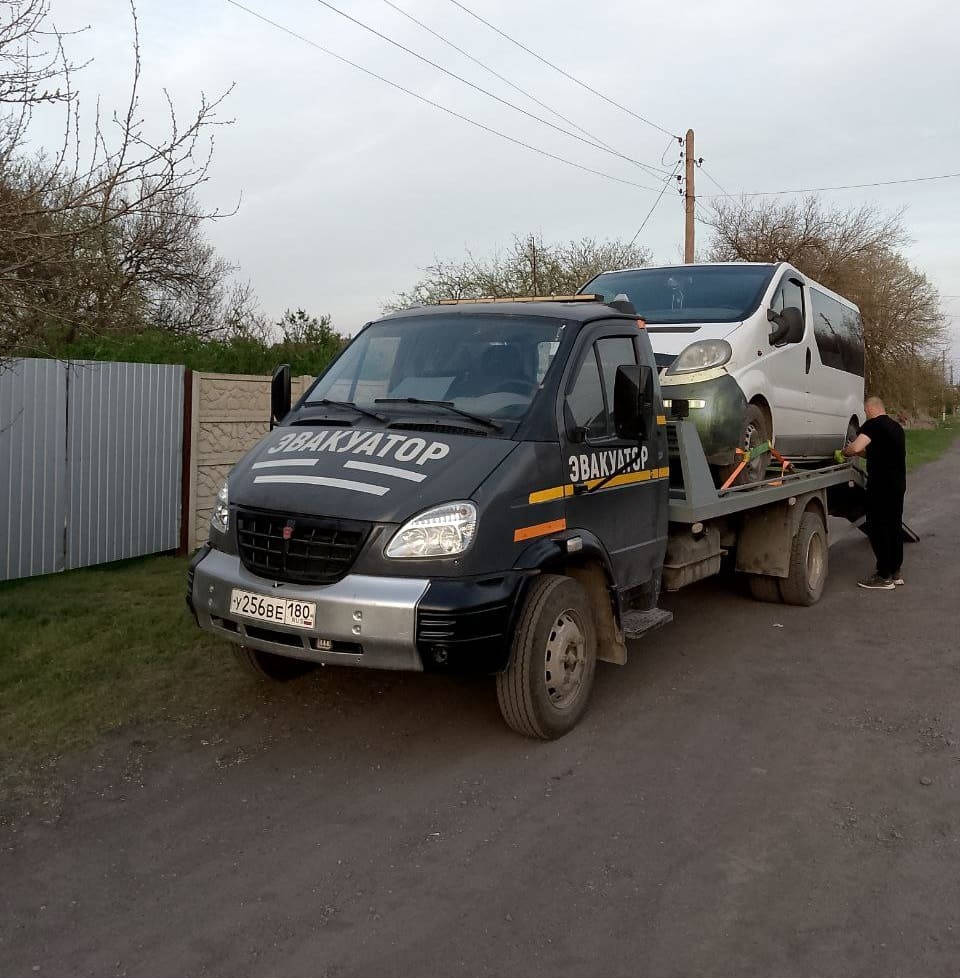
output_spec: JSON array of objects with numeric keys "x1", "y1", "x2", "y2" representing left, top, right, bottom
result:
[{"x1": 0, "y1": 358, "x2": 184, "y2": 581}]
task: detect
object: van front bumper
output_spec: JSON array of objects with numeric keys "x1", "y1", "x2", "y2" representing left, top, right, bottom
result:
[
  {"x1": 661, "y1": 373, "x2": 747, "y2": 466},
  {"x1": 191, "y1": 548, "x2": 430, "y2": 671}
]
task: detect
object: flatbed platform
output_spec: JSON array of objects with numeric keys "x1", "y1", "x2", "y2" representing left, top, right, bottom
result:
[{"x1": 666, "y1": 421, "x2": 868, "y2": 524}]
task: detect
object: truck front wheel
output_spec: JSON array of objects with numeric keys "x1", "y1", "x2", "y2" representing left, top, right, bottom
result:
[
  {"x1": 496, "y1": 574, "x2": 597, "y2": 740},
  {"x1": 232, "y1": 647, "x2": 316, "y2": 681}
]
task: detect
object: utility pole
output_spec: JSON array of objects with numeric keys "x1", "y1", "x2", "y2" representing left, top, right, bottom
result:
[
  {"x1": 684, "y1": 128, "x2": 695, "y2": 263},
  {"x1": 943, "y1": 349, "x2": 948, "y2": 421}
]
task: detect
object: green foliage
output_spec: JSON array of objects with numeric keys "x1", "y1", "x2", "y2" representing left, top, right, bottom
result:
[
  {"x1": 34, "y1": 309, "x2": 345, "y2": 376},
  {"x1": 905, "y1": 417, "x2": 959, "y2": 471}
]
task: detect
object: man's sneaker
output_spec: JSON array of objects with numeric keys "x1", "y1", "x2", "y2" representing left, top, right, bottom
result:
[
  {"x1": 892, "y1": 575, "x2": 905, "y2": 586},
  {"x1": 858, "y1": 574, "x2": 895, "y2": 590}
]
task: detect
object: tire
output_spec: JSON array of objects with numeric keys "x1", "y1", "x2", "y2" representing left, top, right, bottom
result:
[
  {"x1": 233, "y1": 646, "x2": 317, "y2": 681},
  {"x1": 749, "y1": 574, "x2": 783, "y2": 603},
  {"x1": 719, "y1": 404, "x2": 771, "y2": 486},
  {"x1": 496, "y1": 574, "x2": 597, "y2": 740},
  {"x1": 778, "y1": 511, "x2": 829, "y2": 606}
]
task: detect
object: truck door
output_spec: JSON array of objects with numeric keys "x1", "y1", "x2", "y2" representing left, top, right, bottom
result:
[{"x1": 560, "y1": 328, "x2": 668, "y2": 589}]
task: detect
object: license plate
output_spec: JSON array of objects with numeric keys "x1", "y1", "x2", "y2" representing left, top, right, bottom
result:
[{"x1": 229, "y1": 589, "x2": 316, "y2": 629}]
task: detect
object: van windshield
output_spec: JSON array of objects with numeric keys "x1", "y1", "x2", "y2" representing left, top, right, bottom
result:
[
  {"x1": 305, "y1": 315, "x2": 565, "y2": 426},
  {"x1": 583, "y1": 265, "x2": 776, "y2": 324}
]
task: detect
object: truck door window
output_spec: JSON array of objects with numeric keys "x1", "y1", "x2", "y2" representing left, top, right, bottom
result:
[
  {"x1": 567, "y1": 336, "x2": 637, "y2": 441},
  {"x1": 567, "y1": 349, "x2": 606, "y2": 440},
  {"x1": 596, "y1": 337, "x2": 638, "y2": 436}
]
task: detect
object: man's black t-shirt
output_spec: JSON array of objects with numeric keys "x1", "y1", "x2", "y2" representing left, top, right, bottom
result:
[{"x1": 860, "y1": 414, "x2": 906, "y2": 494}]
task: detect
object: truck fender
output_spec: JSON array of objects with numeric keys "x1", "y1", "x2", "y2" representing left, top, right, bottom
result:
[{"x1": 513, "y1": 530, "x2": 627, "y2": 666}]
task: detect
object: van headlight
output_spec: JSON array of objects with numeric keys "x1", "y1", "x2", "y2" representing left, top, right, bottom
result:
[
  {"x1": 211, "y1": 482, "x2": 229, "y2": 534},
  {"x1": 385, "y1": 502, "x2": 477, "y2": 558},
  {"x1": 666, "y1": 339, "x2": 732, "y2": 375}
]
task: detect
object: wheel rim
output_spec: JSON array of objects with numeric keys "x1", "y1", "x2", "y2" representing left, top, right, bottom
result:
[
  {"x1": 544, "y1": 609, "x2": 587, "y2": 710},
  {"x1": 744, "y1": 420, "x2": 766, "y2": 479},
  {"x1": 805, "y1": 530, "x2": 827, "y2": 591}
]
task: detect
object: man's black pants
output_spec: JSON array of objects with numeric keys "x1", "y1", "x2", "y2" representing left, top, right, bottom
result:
[{"x1": 865, "y1": 486, "x2": 905, "y2": 579}]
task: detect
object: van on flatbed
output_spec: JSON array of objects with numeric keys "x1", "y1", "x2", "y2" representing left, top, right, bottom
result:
[{"x1": 186, "y1": 295, "x2": 867, "y2": 739}]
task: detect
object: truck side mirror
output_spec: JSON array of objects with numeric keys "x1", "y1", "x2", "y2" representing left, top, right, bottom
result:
[
  {"x1": 614, "y1": 363, "x2": 654, "y2": 441},
  {"x1": 768, "y1": 306, "x2": 804, "y2": 346},
  {"x1": 271, "y1": 363, "x2": 291, "y2": 429}
]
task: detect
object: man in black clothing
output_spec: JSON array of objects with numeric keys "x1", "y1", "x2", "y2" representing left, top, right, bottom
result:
[{"x1": 843, "y1": 396, "x2": 906, "y2": 590}]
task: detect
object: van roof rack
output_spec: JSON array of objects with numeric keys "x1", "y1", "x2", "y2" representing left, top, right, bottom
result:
[{"x1": 437, "y1": 294, "x2": 602, "y2": 305}]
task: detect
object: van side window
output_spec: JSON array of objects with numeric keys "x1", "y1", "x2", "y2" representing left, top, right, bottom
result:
[
  {"x1": 770, "y1": 277, "x2": 805, "y2": 340},
  {"x1": 567, "y1": 337, "x2": 637, "y2": 441},
  {"x1": 810, "y1": 289, "x2": 865, "y2": 376}
]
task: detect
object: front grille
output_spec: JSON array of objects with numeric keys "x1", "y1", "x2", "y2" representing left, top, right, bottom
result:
[{"x1": 236, "y1": 508, "x2": 371, "y2": 585}]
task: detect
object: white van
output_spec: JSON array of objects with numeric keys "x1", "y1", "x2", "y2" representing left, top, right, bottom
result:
[{"x1": 581, "y1": 262, "x2": 865, "y2": 482}]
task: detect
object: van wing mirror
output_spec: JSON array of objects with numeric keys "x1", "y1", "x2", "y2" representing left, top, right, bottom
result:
[
  {"x1": 768, "y1": 306, "x2": 805, "y2": 346},
  {"x1": 270, "y1": 363, "x2": 292, "y2": 429},
  {"x1": 614, "y1": 363, "x2": 654, "y2": 441}
]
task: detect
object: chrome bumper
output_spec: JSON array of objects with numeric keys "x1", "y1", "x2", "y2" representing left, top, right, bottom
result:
[{"x1": 192, "y1": 549, "x2": 429, "y2": 671}]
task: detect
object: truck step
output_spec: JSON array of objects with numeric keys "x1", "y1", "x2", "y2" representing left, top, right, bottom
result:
[{"x1": 622, "y1": 607, "x2": 674, "y2": 641}]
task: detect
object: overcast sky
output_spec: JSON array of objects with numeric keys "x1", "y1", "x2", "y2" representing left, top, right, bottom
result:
[{"x1": 35, "y1": 0, "x2": 960, "y2": 368}]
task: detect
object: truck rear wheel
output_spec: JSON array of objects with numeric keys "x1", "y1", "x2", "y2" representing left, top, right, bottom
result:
[
  {"x1": 233, "y1": 647, "x2": 316, "y2": 681},
  {"x1": 496, "y1": 574, "x2": 597, "y2": 740},
  {"x1": 778, "y1": 511, "x2": 828, "y2": 606}
]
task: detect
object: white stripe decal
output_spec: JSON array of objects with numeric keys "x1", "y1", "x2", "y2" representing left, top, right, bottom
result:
[
  {"x1": 343, "y1": 460, "x2": 427, "y2": 482},
  {"x1": 252, "y1": 459, "x2": 318, "y2": 469},
  {"x1": 253, "y1": 474, "x2": 390, "y2": 496}
]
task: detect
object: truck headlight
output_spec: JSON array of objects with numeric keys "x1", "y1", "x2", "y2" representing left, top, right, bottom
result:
[
  {"x1": 666, "y1": 339, "x2": 732, "y2": 375},
  {"x1": 385, "y1": 502, "x2": 477, "y2": 558},
  {"x1": 211, "y1": 481, "x2": 229, "y2": 534}
]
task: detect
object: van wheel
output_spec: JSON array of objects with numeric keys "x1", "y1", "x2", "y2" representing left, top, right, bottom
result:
[
  {"x1": 779, "y1": 511, "x2": 829, "y2": 606},
  {"x1": 719, "y1": 404, "x2": 771, "y2": 486},
  {"x1": 496, "y1": 575, "x2": 597, "y2": 740},
  {"x1": 233, "y1": 647, "x2": 316, "y2": 681},
  {"x1": 748, "y1": 574, "x2": 783, "y2": 603}
]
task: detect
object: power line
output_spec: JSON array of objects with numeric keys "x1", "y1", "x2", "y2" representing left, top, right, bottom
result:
[
  {"x1": 446, "y1": 0, "x2": 678, "y2": 140},
  {"x1": 311, "y1": 0, "x2": 673, "y2": 179},
  {"x1": 378, "y1": 0, "x2": 643, "y2": 167},
  {"x1": 697, "y1": 163, "x2": 732, "y2": 197},
  {"x1": 622, "y1": 159, "x2": 683, "y2": 258},
  {"x1": 223, "y1": 1, "x2": 667, "y2": 194},
  {"x1": 700, "y1": 171, "x2": 960, "y2": 198}
]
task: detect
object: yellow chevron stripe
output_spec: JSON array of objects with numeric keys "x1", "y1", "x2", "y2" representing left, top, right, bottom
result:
[{"x1": 528, "y1": 467, "x2": 669, "y2": 504}]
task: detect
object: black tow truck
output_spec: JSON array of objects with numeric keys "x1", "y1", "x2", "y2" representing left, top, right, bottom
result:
[{"x1": 187, "y1": 295, "x2": 868, "y2": 739}]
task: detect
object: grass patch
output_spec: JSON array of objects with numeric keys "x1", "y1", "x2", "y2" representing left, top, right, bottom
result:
[
  {"x1": 905, "y1": 417, "x2": 960, "y2": 471},
  {"x1": 0, "y1": 554, "x2": 247, "y2": 769}
]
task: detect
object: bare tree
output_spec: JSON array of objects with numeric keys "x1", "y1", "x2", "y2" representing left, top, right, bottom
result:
[
  {"x1": 0, "y1": 0, "x2": 243, "y2": 359},
  {"x1": 389, "y1": 233, "x2": 652, "y2": 310},
  {"x1": 703, "y1": 196, "x2": 947, "y2": 414}
]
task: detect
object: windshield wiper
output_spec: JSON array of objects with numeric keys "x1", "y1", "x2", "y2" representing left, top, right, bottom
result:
[
  {"x1": 302, "y1": 399, "x2": 388, "y2": 423},
  {"x1": 374, "y1": 397, "x2": 502, "y2": 432}
]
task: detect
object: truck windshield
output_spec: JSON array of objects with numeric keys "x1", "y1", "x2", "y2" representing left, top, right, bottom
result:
[
  {"x1": 583, "y1": 265, "x2": 775, "y2": 324},
  {"x1": 306, "y1": 315, "x2": 565, "y2": 426}
]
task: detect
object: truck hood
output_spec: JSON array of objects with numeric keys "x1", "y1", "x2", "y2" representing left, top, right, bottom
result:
[
  {"x1": 228, "y1": 425, "x2": 519, "y2": 523},
  {"x1": 646, "y1": 321, "x2": 742, "y2": 357}
]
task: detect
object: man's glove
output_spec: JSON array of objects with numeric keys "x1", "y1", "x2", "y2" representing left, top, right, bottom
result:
[{"x1": 833, "y1": 449, "x2": 845, "y2": 464}]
